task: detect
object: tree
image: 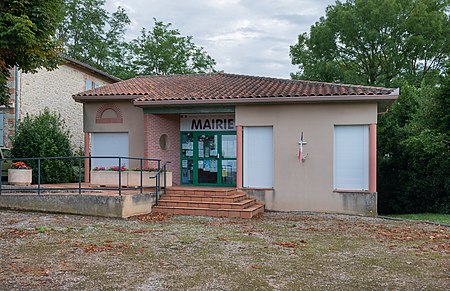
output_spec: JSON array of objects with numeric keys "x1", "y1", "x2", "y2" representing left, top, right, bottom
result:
[
  {"x1": 58, "y1": 2, "x2": 216, "y2": 78},
  {"x1": 57, "y1": 0, "x2": 133, "y2": 78},
  {"x1": 11, "y1": 109, "x2": 75, "y2": 184},
  {"x1": 103, "y1": 7, "x2": 133, "y2": 79},
  {"x1": 378, "y1": 81, "x2": 450, "y2": 214},
  {"x1": 0, "y1": 0, "x2": 64, "y2": 105},
  {"x1": 131, "y1": 19, "x2": 216, "y2": 75},
  {"x1": 290, "y1": 0, "x2": 450, "y2": 87}
]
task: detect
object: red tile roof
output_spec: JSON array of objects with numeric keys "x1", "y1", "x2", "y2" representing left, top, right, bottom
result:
[{"x1": 73, "y1": 72, "x2": 398, "y2": 105}]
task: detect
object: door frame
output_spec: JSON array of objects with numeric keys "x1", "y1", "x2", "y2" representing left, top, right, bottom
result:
[{"x1": 180, "y1": 131, "x2": 236, "y2": 187}]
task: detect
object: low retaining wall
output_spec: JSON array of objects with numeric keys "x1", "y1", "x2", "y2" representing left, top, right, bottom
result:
[{"x1": 0, "y1": 193, "x2": 154, "y2": 218}]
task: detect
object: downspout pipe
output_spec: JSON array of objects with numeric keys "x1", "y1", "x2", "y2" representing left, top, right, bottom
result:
[{"x1": 14, "y1": 66, "x2": 19, "y2": 132}]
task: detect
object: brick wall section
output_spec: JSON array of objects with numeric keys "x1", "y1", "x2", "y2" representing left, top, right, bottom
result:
[{"x1": 144, "y1": 114, "x2": 180, "y2": 185}]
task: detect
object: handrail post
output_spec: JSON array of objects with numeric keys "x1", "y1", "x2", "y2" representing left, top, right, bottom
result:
[
  {"x1": 118, "y1": 157, "x2": 122, "y2": 196},
  {"x1": 156, "y1": 171, "x2": 159, "y2": 206},
  {"x1": 163, "y1": 163, "x2": 167, "y2": 194},
  {"x1": 140, "y1": 159, "x2": 143, "y2": 194},
  {"x1": 78, "y1": 158, "x2": 82, "y2": 195},
  {"x1": 157, "y1": 160, "x2": 161, "y2": 203},
  {"x1": 37, "y1": 158, "x2": 41, "y2": 195}
]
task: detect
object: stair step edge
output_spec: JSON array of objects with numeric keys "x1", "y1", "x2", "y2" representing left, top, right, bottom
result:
[
  {"x1": 154, "y1": 205, "x2": 261, "y2": 212},
  {"x1": 158, "y1": 198, "x2": 256, "y2": 205}
]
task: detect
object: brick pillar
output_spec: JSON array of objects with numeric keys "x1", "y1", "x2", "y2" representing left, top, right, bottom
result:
[{"x1": 144, "y1": 114, "x2": 181, "y2": 185}]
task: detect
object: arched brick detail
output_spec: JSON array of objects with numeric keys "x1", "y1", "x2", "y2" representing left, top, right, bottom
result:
[{"x1": 95, "y1": 103, "x2": 123, "y2": 124}]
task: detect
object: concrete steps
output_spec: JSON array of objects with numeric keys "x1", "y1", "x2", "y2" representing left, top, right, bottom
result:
[{"x1": 153, "y1": 188, "x2": 264, "y2": 219}]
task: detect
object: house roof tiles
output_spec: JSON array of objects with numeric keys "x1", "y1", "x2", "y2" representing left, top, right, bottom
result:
[{"x1": 73, "y1": 72, "x2": 398, "y2": 106}]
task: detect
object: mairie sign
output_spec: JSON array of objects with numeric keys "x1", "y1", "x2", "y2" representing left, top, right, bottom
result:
[{"x1": 180, "y1": 114, "x2": 235, "y2": 132}]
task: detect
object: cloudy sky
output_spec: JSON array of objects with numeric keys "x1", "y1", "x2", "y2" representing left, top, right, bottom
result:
[{"x1": 105, "y1": 0, "x2": 335, "y2": 79}]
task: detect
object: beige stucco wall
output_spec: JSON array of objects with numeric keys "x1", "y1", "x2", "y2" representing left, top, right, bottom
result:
[
  {"x1": 83, "y1": 101, "x2": 145, "y2": 169},
  {"x1": 18, "y1": 64, "x2": 113, "y2": 149},
  {"x1": 236, "y1": 102, "x2": 378, "y2": 214}
]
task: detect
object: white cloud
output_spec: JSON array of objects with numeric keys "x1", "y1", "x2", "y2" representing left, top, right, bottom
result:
[{"x1": 105, "y1": 0, "x2": 335, "y2": 78}]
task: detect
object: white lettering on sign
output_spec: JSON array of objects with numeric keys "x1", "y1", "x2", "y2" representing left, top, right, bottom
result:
[{"x1": 180, "y1": 114, "x2": 235, "y2": 132}]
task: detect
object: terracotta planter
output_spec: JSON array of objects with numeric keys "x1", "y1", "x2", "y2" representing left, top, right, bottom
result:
[
  {"x1": 127, "y1": 171, "x2": 172, "y2": 187},
  {"x1": 8, "y1": 169, "x2": 32, "y2": 186},
  {"x1": 90, "y1": 171, "x2": 128, "y2": 187}
]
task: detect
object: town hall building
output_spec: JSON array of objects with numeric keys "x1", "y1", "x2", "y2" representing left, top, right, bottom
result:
[{"x1": 74, "y1": 72, "x2": 398, "y2": 216}]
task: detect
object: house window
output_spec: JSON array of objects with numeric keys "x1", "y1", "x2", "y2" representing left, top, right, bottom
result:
[
  {"x1": 333, "y1": 125, "x2": 369, "y2": 190},
  {"x1": 85, "y1": 79, "x2": 96, "y2": 90},
  {"x1": 86, "y1": 79, "x2": 104, "y2": 90}
]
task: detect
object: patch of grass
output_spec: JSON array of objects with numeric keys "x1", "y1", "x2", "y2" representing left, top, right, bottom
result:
[
  {"x1": 1, "y1": 211, "x2": 448, "y2": 290},
  {"x1": 385, "y1": 213, "x2": 450, "y2": 224},
  {"x1": 35, "y1": 226, "x2": 50, "y2": 233}
]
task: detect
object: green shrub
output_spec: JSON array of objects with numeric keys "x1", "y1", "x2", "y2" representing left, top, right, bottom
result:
[
  {"x1": 378, "y1": 82, "x2": 450, "y2": 214},
  {"x1": 11, "y1": 109, "x2": 75, "y2": 183}
]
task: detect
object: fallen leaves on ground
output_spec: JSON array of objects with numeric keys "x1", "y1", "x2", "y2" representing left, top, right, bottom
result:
[
  {"x1": 114, "y1": 228, "x2": 162, "y2": 234},
  {"x1": 131, "y1": 212, "x2": 171, "y2": 222},
  {"x1": 273, "y1": 240, "x2": 307, "y2": 248},
  {"x1": 83, "y1": 242, "x2": 130, "y2": 254},
  {"x1": 0, "y1": 228, "x2": 53, "y2": 239}
]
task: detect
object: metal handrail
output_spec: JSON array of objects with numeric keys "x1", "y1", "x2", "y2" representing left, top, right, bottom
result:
[
  {"x1": 0, "y1": 156, "x2": 168, "y2": 197},
  {"x1": 149, "y1": 161, "x2": 171, "y2": 206}
]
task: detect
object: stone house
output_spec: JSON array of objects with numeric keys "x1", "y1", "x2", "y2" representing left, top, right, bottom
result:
[{"x1": 1, "y1": 55, "x2": 120, "y2": 149}]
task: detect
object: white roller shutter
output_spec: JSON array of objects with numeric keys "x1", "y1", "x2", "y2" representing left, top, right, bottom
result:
[
  {"x1": 243, "y1": 127, "x2": 274, "y2": 188},
  {"x1": 334, "y1": 125, "x2": 369, "y2": 190},
  {"x1": 91, "y1": 133, "x2": 129, "y2": 169}
]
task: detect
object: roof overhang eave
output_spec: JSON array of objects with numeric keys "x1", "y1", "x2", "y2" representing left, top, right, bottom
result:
[
  {"x1": 73, "y1": 94, "x2": 139, "y2": 103},
  {"x1": 133, "y1": 93, "x2": 399, "y2": 109}
]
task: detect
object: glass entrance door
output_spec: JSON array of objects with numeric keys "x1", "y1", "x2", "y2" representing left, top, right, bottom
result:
[
  {"x1": 220, "y1": 134, "x2": 237, "y2": 186},
  {"x1": 197, "y1": 133, "x2": 218, "y2": 184},
  {"x1": 181, "y1": 132, "x2": 236, "y2": 186}
]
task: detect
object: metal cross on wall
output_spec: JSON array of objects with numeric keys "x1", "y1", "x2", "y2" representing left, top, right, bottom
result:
[{"x1": 298, "y1": 132, "x2": 308, "y2": 162}]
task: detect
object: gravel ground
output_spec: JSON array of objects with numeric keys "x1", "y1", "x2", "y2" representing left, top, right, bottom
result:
[{"x1": 0, "y1": 210, "x2": 448, "y2": 290}]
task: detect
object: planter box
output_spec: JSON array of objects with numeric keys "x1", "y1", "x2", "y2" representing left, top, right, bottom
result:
[
  {"x1": 90, "y1": 171, "x2": 172, "y2": 188},
  {"x1": 90, "y1": 171, "x2": 128, "y2": 187},
  {"x1": 8, "y1": 169, "x2": 32, "y2": 186},
  {"x1": 127, "y1": 171, "x2": 172, "y2": 188}
]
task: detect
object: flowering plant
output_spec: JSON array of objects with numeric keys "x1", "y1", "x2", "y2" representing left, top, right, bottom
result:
[
  {"x1": 108, "y1": 165, "x2": 128, "y2": 171},
  {"x1": 92, "y1": 165, "x2": 128, "y2": 171},
  {"x1": 132, "y1": 167, "x2": 159, "y2": 172},
  {"x1": 11, "y1": 161, "x2": 31, "y2": 169}
]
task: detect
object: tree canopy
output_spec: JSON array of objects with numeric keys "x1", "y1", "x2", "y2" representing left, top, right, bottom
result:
[
  {"x1": 290, "y1": 0, "x2": 450, "y2": 87},
  {"x1": 57, "y1": 0, "x2": 133, "y2": 79},
  {"x1": 377, "y1": 78, "x2": 450, "y2": 214},
  {"x1": 131, "y1": 19, "x2": 216, "y2": 75},
  {"x1": 58, "y1": 1, "x2": 216, "y2": 79},
  {"x1": 0, "y1": 0, "x2": 64, "y2": 105}
]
